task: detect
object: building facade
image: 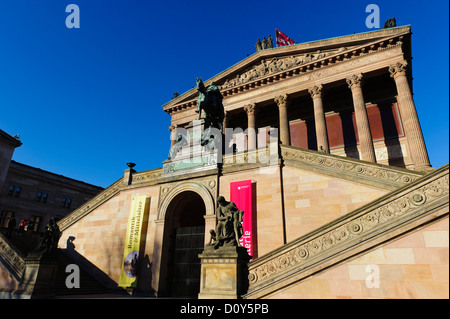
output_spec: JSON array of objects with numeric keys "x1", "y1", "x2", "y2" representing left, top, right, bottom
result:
[
  {"x1": 1, "y1": 26, "x2": 448, "y2": 299},
  {"x1": 0, "y1": 129, "x2": 104, "y2": 233}
]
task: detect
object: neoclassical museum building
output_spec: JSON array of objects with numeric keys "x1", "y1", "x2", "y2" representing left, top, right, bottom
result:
[{"x1": 1, "y1": 25, "x2": 448, "y2": 299}]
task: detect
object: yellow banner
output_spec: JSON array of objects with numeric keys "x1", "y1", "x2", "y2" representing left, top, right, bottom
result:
[{"x1": 119, "y1": 196, "x2": 150, "y2": 288}]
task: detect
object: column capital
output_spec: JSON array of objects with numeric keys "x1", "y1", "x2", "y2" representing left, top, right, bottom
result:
[
  {"x1": 308, "y1": 85, "x2": 323, "y2": 99},
  {"x1": 169, "y1": 124, "x2": 178, "y2": 131},
  {"x1": 274, "y1": 94, "x2": 288, "y2": 108},
  {"x1": 346, "y1": 73, "x2": 363, "y2": 89},
  {"x1": 389, "y1": 61, "x2": 408, "y2": 79},
  {"x1": 243, "y1": 103, "x2": 256, "y2": 115}
]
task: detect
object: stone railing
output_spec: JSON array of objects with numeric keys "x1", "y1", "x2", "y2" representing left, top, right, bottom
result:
[
  {"x1": 245, "y1": 164, "x2": 449, "y2": 299},
  {"x1": 0, "y1": 233, "x2": 25, "y2": 281},
  {"x1": 281, "y1": 145, "x2": 425, "y2": 190},
  {"x1": 57, "y1": 178, "x2": 123, "y2": 231},
  {"x1": 58, "y1": 168, "x2": 163, "y2": 231},
  {"x1": 222, "y1": 143, "x2": 279, "y2": 167}
]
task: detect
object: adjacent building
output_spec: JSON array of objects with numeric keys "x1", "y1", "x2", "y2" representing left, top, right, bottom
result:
[{"x1": 0, "y1": 129, "x2": 103, "y2": 233}]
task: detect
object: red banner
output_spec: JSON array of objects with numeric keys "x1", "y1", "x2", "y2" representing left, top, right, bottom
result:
[
  {"x1": 230, "y1": 180, "x2": 256, "y2": 259},
  {"x1": 276, "y1": 29, "x2": 295, "y2": 47}
]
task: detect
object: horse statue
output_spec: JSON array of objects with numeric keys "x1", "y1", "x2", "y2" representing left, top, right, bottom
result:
[{"x1": 195, "y1": 78, "x2": 224, "y2": 132}]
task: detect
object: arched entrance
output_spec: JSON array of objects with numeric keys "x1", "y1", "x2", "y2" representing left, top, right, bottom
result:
[{"x1": 161, "y1": 190, "x2": 206, "y2": 298}]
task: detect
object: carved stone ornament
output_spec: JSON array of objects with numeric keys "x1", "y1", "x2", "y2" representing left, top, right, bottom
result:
[
  {"x1": 274, "y1": 94, "x2": 288, "y2": 108},
  {"x1": 308, "y1": 85, "x2": 323, "y2": 99},
  {"x1": 220, "y1": 48, "x2": 348, "y2": 90},
  {"x1": 243, "y1": 103, "x2": 256, "y2": 115},
  {"x1": 280, "y1": 146, "x2": 423, "y2": 189},
  {"x1": 346, "y1": 73, "x2": 363, "y2": 89},
  {"x1": 389, "y1": 61, "x2": 408, "y2": 79}
]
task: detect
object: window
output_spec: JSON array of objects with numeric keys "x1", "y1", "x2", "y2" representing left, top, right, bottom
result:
[
  {"x1": 62, "y1": 197, "x2": 72, "y2": 208},
  {"x1": 13, "y1": 186, "x2": 21, "y2": 197},
  {"x1": 8, "y1": 185, "x2": 22, "y2": 197},
  {"x1": 0, "y1": 210, "x2": 15, "y2": 228},
  {"x1": 28, "y1": 215, "x2": 41, "y2": 232},
  {"x1": 35, "y1": 192, "x2": 48, "y2": 203}
]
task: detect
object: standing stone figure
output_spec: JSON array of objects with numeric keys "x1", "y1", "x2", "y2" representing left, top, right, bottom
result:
[
  {"x1": 261, "y1": 37, "x2": 268, "y2": 50},
  {"x1": 209, "y1": 196, "x2": 244, "y2": 249},
  {"x1": 256, "y1": 39, "x2": 262, "y2": 52},
  {"x1": 267, "y1": 35, "x2": 273, "y2": 48}
]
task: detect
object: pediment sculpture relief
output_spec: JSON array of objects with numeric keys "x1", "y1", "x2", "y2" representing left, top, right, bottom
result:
[{"x1": 220, "y1": 47, "x2": 348, "y2": 90}]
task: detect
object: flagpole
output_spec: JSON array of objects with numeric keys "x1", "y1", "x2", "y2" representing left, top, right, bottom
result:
[{"x1": 275, "y1": 28, "x2": 278, "y2": 47}]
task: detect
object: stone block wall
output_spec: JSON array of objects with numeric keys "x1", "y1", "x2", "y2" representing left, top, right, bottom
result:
[
  {"x1": 281, "y1": 165, "x2": 388, "y2": 242},
  {"x1": 58, "y1": 185, "x2": 160, "y2": 285},
  {"x1": 268, "y1": 216, "x2": 449, "y2": 299}
]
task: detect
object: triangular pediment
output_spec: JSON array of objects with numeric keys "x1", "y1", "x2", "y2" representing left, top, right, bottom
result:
[{"x1": 162, "y1": 25, "x2": 411, "y2": 113}]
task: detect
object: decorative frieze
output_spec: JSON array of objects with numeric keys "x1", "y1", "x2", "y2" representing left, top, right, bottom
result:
[
  {"x1": 281, "y1": 145, "x2": 423, "y2": 189},
  {"x1": 164, "y1": 33, "x2": 406, "y2": 115},
  {"x1": 0, "y1": 233, "x2": 25, "y2": 280}
]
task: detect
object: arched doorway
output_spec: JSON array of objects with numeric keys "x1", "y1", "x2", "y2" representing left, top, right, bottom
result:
[{"x1": 161, "y1": 191, "x2": 206, "y2": 298}]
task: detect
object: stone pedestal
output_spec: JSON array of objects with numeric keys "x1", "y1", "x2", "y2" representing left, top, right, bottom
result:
[
  {"x1": 15, "y1": 254, "x2": 58, "y2": 298},
  {"x1": 198, "y1": 245, "x2": 251, "y2": 299},
  {"x1": 162, "y1": 119, "x2": 222, "y2": 177}
]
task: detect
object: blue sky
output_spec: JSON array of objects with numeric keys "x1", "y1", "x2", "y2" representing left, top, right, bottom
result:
[{"x1": 0, "y1": 0, "x2": 448, "y2": 188}]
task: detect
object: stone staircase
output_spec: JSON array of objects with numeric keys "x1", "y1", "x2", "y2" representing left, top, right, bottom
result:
[
  {"x1": 244, "y1": 163, "x2": 449, "y2": 299},
  {"x1": 0, "y1": 231, "x2": 126, "y2": 298},
  {"x1": 51, "y1": 250, "x2": 110, "y2": 297}
]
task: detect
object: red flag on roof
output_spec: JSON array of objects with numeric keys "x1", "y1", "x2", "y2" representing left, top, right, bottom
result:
[{"x1": 276, "y1": 29, "x2": 295, "y2": 47}]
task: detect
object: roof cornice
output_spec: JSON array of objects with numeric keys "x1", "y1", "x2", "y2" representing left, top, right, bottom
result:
[{"x1": 162, "y1": 26, "x2": 411, "y2": 114}]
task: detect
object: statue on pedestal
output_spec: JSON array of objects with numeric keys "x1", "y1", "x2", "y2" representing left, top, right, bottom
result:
[
  {"x1": 209, "y1": 196, "x2": 244, "y2": 249},
  {"x1": 168, "y1": 134, "x2": 188, "y2": 160},
  {"x1": 195, "y1": 78, "x2": 224, "y2": 132},
  {"x1": 30, "y1": 217, "x2": 62, "y2": 256}
]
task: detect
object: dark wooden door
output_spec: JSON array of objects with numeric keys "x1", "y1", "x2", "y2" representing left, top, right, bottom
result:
[{"x1": 171, "y1": 225, "x2": 205, "y2": 298}]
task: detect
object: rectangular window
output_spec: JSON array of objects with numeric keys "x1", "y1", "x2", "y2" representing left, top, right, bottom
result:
[
  {"x1": 29, "y1": 215, "x2": 41, "y2": 232},
  {"x1": 36, "y1": 192, "x2": 48, "y2": 203},
  {"x1": 0, "y1": 210, "x2": 15, "y2": 228},
  {"x1": 7, "y1": 185, "x2": 15, "y2": 196},
  {"x1": 62, "y1": 197, "x2": 72, "y2": 208},
  {"x1": 13, "y1": 186, "x2": 21, "y2": 198}
]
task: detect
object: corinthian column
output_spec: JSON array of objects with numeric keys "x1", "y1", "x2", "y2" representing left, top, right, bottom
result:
[
  {"x1": 244, "y1": 103, "x2": 257, "y2": 150},
  {"x1": 389, "y1": 61, "x2": 431, "y2": 171},
  {"x1": 308, "y1": 85, "x2": 329, "y2": 153},
  {"x1": 274, "y1": 94, "x2": 290, "y2": 145},
  {"x1": 346, "y1": 74, "x2": 376, "y2": 163}
]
